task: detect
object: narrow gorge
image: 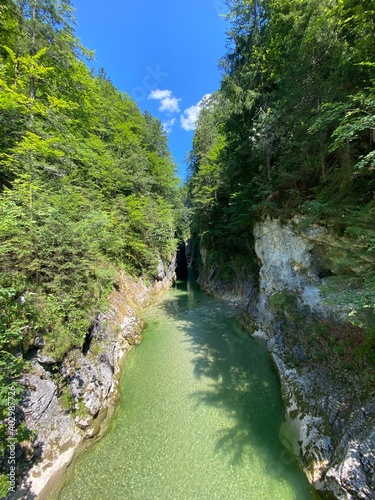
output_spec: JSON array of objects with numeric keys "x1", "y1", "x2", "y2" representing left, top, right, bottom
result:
[
  {"x1": 52, "y1": 274, "x2": 317, "y2": 500},
  {"x1": 1, "y1": 1, "x2": 374, "y2": 499}
]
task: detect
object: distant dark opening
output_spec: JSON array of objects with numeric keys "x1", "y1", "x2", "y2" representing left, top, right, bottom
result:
[
  {"x1": 24, "y1": 347, "x2": 38, "y2": 361},
  {"x1": 176, "y1": 242, "x2": 188, "y2": 279},
  {"x1": 318, "y1": 269, "x2": 334, "y2": 279},
  {"x1": 82, "y1": 323, "x2": 95, "y2": 355}
]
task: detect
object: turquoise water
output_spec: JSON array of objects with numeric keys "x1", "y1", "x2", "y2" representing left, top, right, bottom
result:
[{"x1": 57, "y1": 275, "x2": 318, "y2": 500}]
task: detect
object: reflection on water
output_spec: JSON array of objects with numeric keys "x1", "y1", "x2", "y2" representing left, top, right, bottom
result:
[{"x1": 57, "y1": 272, "x2": 318, "y2": 499}]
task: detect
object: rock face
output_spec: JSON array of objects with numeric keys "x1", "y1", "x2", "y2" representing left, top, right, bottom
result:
[
  {"x1": 253, "y1": 218, "x2": 375, "y2": 499},
  {"x1": 198, "y1": 218, "x2": 375, "y2": 499},
  {"x1": 11, "y1": 259, "x2": 176, "y2": 499}
]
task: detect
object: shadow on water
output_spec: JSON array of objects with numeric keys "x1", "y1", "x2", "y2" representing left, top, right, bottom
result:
[
  {"x1": 161, "y1": 270, "x2": 318, "y2": 496},
  {"x1": 56, "y1": 268, "x2": 319, "y2": 500}
]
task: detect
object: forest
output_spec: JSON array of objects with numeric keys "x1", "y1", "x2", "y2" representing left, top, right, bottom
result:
[
  {"x1": 0, "y1": 0, "x2": 182, "y2": 478},
  {"x1": 188, "y1": 0, "x2": 375, "y2": 361},
  {"x1": 1, "y1": 0, "x2": 375, "y2": 494}
]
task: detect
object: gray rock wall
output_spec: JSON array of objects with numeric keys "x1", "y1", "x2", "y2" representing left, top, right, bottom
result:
[{"x1": 253, "y1": 218, "x2": 374, "y2": 499}]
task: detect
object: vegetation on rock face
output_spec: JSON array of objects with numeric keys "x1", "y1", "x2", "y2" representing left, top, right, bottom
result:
[
  {"x1": 0, "y1": 0, "x2": 181, "y2": 486},
  {"x1": 188, "y1": 0, "x2": 375, "y2": 364}
]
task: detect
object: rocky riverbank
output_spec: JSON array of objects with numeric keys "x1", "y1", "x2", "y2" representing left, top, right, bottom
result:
[
  {"x1": 8, "y1": 259, "x2": 176, "y2": 500},
  {"x1": 197, "y1": 218, "x2": 375, "y2": 499}
]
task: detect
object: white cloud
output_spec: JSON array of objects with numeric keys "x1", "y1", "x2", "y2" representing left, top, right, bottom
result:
[
  {"x1": 162, "y1": 118, "x2": 176, "y2": 134},
  {"x1": 148, "y1": 89, "x2": 180, "y2": 113},
  {"x1": 148, "y1": 89, "x2": 172, "y2": 100},
  {"x1": 180, "y1": 94, "x2": 212, "y2": 131},
  {"x1": 180, "y1": 104, "x2": 200, "y2": 132},
  {"x1": 159, "y1": 96, "x2": 180, "y2": 113}
]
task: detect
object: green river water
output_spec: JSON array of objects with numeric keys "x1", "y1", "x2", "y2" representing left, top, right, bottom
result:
[{"x1": 57, "y1": 274, "x2": 318, "y2": 500}]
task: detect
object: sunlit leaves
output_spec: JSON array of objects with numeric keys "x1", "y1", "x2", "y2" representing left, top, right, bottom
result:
[
  {"x1": 0, "y1": 0, "x2": 179, "y2": 400},
  {"x1": 188, "y1": 0, "x2": 375, "y2": 320}
]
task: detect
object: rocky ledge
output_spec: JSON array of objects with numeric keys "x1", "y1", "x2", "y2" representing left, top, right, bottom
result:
[{"x1": 9, "y1": 258, "x2": 176, "y2": 500}]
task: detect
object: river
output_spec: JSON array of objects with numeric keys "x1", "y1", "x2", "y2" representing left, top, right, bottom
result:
[{"x1": 56, "y1": 273, "x2": 318, "y2": 499}]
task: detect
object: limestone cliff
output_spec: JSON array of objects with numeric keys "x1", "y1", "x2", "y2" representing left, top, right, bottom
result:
[
  {"x1": 197, "y1": 219, "x2": 375, "y2": 499},
  {"x1": 9, "y1": 258, "x2": 176, "y2": 500}
]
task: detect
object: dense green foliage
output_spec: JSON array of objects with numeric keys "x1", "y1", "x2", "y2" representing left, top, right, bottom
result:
[
  {"x1": 0, "y1": 0, "x2": 180, "y2": 480},
  {"x1": 189, "y1": 0, "x2": 375, "y2": 358}
]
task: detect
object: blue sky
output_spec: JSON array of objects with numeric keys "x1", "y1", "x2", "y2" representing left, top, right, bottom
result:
[{"x1": 72, "y1": 1, "x2": 229, "y2": 180}]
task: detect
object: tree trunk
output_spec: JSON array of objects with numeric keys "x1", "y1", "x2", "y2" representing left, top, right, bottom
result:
[{"x1": 29, "y1": 0, "x2": 37, "y2": 100}]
